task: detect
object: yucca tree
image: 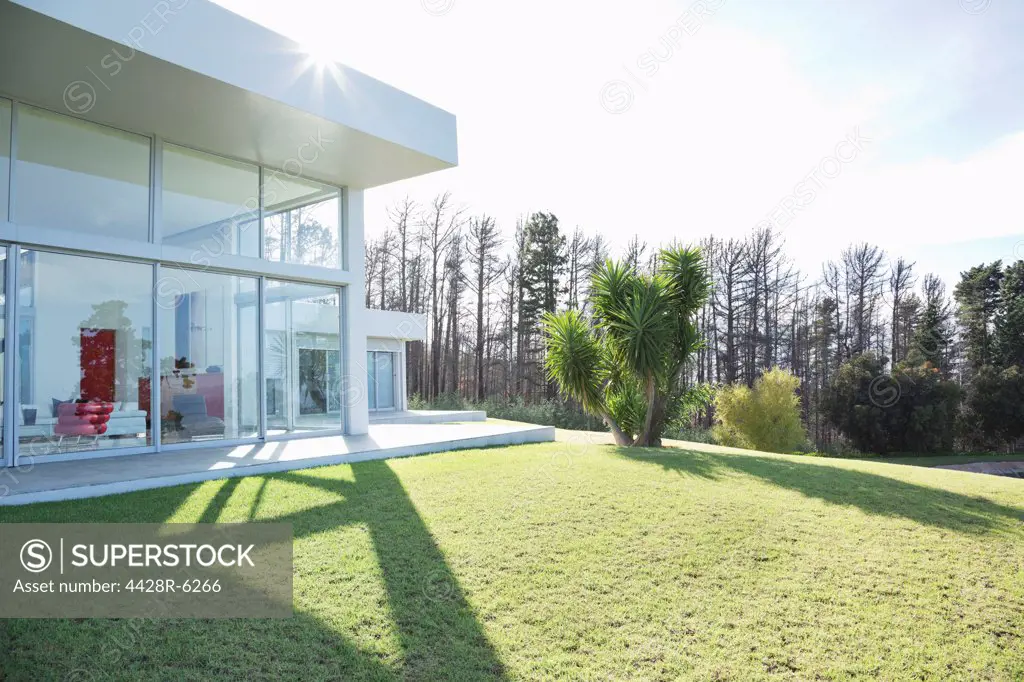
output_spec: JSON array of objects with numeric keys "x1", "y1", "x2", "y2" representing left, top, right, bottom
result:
[{"x1": 543, "y1": 244, "x2": 710, "y2": 447}]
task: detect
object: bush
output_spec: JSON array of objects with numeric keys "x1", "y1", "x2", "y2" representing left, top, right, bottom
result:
[
  {"x1": 959, "y1": 365, "x2": 1024, "y2": 450},
  {"x1": 713, "y1": 367, "x2": 807, "y2": 454},
  {"x1": 824, "y1": 353, "x2": 961, "y2": 454},
  {"x1": 662, "y1": 424, "x2": 716, "y2": 444}
]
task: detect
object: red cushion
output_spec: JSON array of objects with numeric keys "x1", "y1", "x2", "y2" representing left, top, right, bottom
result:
[{"x1": 58, "y1": 402, "x2": 114, "y2": 417}]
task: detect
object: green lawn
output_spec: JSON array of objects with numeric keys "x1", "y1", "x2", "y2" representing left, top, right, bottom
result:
[{"x1": 2, "y1": 442, "x2": 1023, "y2": 680}]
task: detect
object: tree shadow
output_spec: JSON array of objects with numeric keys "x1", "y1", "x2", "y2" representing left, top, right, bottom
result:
[
  {"x1": 611, "y1": 445, "x2": 726, "y2": 481},
  {"x1": 624, "y1": 447, "x2": 1024, "y2": 535},
  {"x1": 0, "y1": 460, "x2": 506, "y2": 680}
]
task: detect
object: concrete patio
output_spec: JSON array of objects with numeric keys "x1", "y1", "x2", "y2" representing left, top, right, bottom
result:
[{"x1": 0, "y1": 420, "x2": 555, "y2": 506}]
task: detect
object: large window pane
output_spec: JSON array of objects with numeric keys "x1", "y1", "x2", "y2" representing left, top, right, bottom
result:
[
  {"x1": 162, "y1": 144, "x2": 259, "y2": 258},
  {"x1": 262, "y1": 175, "x2": 340, "y2": 267},
  {"x1": 14, "y1": 106, "x2": 150, "y2": 240},
  {"x1": 264, "y1": 281, "x2": 341, "y2": 435},
  {"x1": 157, "y1": 268, "x2": 260, "y2": 444},
  {"x1": 0, "y1": 99, "x2": 10, "y2": 220},
  {"x1": 17, "y1": 251, "x2": 153, "y2": 457}
]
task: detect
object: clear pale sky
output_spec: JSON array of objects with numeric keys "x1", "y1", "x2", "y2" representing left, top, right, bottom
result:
[{"x1": 215, "y1": 0, "x2": 1024, "y2": 288}]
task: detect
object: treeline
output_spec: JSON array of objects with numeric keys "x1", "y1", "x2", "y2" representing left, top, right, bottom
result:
[{"x1": 366, "y1": 192, "x2": 1024, "y2": 451}]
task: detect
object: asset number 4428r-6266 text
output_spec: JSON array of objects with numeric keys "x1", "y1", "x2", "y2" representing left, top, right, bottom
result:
[{"x1": 125, "y1": 578, "x2": 222, "y2": 593}]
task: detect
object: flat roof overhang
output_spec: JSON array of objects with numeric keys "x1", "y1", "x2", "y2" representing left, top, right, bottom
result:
[
  {"x1": 0, "y1": 0, "x2": 458, "y2": 190},
  {"x1": 366, "y1": 309, "x2": 427, "y2": 342}
]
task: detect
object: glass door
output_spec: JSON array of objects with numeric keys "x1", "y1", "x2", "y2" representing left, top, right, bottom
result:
[
  {"x1": 366, "y1": 351, "x2": 397, "y2": 411},
  {"x1": 375, "y1": 352, "x2": 395, "y2": 410}
]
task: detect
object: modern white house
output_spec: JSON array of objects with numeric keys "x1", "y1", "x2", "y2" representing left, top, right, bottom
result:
[{"x1": 0, "y1": 0, "x2": 455, "y2": 467}]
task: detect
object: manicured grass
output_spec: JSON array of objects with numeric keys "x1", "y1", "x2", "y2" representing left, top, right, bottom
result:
[{"x1": 2, "y1": 441, "x2": 1023, "y2": 680}]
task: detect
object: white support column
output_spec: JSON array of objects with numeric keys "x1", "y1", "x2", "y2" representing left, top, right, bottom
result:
[{"x1": 343, "y1": 188, "x2": 369, "y2": 435}]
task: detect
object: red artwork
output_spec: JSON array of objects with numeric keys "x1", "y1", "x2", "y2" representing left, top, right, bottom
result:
[{"x1": 79, "y1": 328, "x2": 116, "y2": 402}]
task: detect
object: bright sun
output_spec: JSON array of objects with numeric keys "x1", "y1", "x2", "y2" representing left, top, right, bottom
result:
[{"x1": 300, "y1": 41, "x2": 337, "y2": 70}]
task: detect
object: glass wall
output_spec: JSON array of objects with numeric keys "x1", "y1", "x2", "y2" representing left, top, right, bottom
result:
[
  {"x1": 0, "y1": 99, "x2": 10, "y2": 220},
  {"x1": 263, "y1": 175, "x2": 341, "y2": 267},
  {"x1": 264, "y1": 281, "x2": 341, "y2": 436},
  {"x1": 17, "y1": 251, "x2": 153, "y2": 457},
  {"x1": 157, "y1": 268, "x2": 260, "y2": 444},
  {"x1": 0, "y1": 99, "x2": 361, "y2": 462},
  {"x1": 162, "y1": 144, "x2": 260, "y2": 257},
  {"x1": 14, "y1": 106, "x2": 150, "y2": 240}
]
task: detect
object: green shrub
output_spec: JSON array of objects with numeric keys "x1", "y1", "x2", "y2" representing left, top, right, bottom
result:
[
  {"x1": 824, "y1": 353, "x2": 961, "y2": 454},
  {"x1": 958, "y1": 365, "x2": 1024, "y2": 450},
  {"x1": 713, "y1": 367, "x2": 807, "y2": 454}
]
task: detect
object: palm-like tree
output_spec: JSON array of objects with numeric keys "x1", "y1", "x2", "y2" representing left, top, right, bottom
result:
[{"x1": 543, "y1": 244, "x2": 710, "y2": 446}]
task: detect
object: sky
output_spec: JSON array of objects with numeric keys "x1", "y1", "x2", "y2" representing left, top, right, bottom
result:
[{"x1": 215, "y1": 0, "x2": 1024, "y2": 289}]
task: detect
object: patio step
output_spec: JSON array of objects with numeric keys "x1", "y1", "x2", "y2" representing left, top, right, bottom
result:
[{"x1": 369, "y1": 410, "x2": 487, "y2": 425}]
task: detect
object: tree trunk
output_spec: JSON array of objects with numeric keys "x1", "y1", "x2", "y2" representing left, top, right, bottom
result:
[
  {"x1": 633, "y1": 375, "x2": 659, "y2": 447},
  {"x1": 601, "y1": 411, "x2": 632, "y2": 446}
]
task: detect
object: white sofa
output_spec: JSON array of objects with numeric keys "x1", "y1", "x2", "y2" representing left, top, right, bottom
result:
[{"x1": 18, "y1": 403, "x2": 148, "y2": 439}]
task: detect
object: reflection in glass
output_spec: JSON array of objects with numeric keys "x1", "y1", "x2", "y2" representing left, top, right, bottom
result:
[
  {"x1": 157, "y1": 268, "x2": 260, "y2": 444},
  {"x1": 162, "y1": 144, "x2": 260, "y2": 258},
  {"x1": 17, "y1": 251, "x2": 153, "y2": 457},
  {"x1": 14, "y1": 106, "x2": 150, "y2": 240},
  {"x1": 262, "y1": 175, "x2": 340, "y2": 267},
  {"x1": 264, "y1": 280, "x2": 341, "y2": 435}
]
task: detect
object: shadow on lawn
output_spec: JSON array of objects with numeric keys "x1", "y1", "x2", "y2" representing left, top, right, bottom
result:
[
  {"x1": 0, "y1": 461, "x2": 506, "y2": 681},
  {"x1": 623, "y1": 448, "x2": 1024, "y2": 535},
  {"x1": 273, "y1": 462, "x2": 507, "y2": 679}
]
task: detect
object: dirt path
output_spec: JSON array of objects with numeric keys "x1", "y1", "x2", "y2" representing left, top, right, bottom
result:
[{"x1": 934, "y1": 461, "x2": 1024, "y2": 477}]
